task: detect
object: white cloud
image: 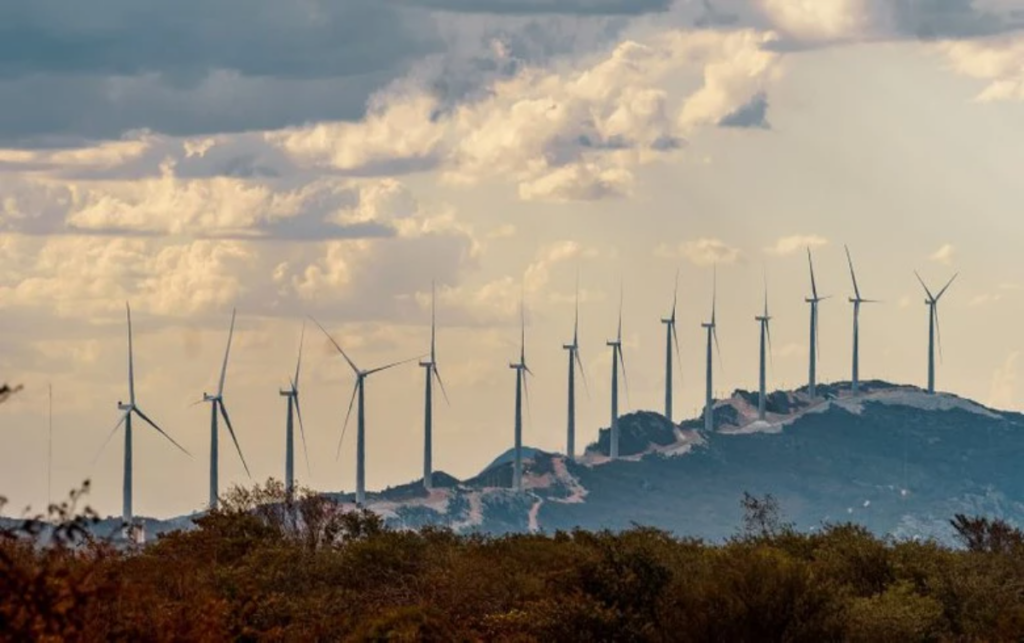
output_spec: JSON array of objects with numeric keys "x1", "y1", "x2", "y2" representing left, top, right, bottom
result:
[
  {"x1": 657, "y1": 238, "x2": 741, "y2": 266},
  {"x1": 270, "y1": 29, "x2": 781, "y2": 203},
  {"x1": 756, "y1": 0, "x2": 872, "y2": 42},
  {"x1": 988, "y1": 351, "x2": 1019, "y2": 409},
  {"x1": 764, "y1": 234, "x2": 828, "y2": 256},
  {"x1": 930, "y1": 243, "x2": 955, "y2": 265},
  {"x1": 941, "y1": 35, "x2": 1024, "y2": 102}
]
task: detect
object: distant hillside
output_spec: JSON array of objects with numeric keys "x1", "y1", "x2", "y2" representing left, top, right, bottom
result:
[{"x1": 22, "y1": 381, "x2": 1024, "y2": 545}]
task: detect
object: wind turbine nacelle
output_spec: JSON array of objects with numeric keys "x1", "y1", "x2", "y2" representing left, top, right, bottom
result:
[
  {"x1": 661, "y1": 318, "x2": 672, "y2": 324},
  {"x1": 562, "y1": 344, "x2": 574, "y2": 350},
  {"x1": 419, "y1": 360, "x2": 433, "y2": 367}
]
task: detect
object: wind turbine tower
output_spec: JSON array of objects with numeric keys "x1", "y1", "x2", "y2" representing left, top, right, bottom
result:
[
  {"x1": 562, "y1": 277, "x2": 587, "y2": 460},
  {"x1": 509, "y1": 298, "x2": 532, "y2": 490},
  {"x1": 606, "y1": 288, "x2": 628, "y2": 459},
  {"x1": 103, "y1": 303, "x2": 190, "y2": 531},
  {"x1": 915, "y1": 271, "x2": 958, "y2": 394},
  {"x1": 805, "y1": 249, "x2": 828, "y2": 398},
  {"x1": 420, "y1": 283, "x2": 449, "y2": 490},
  {"x1": 660, "y1": 271, "x2": 682, "y2": 423},
  {"x1": 845, "y1": 246, "x2": 876, "y2": 395},
  {"x1": 702, "y1": 270, "x2": 721, "y2": 432},
  {"x1": 280, "y1": 323, "x2": 310, "y2": 497},
  {"x1": 755, "y1": 275, "x2": 772, "y2": 421},
  {"x1": 203, "y1": 309, "x2": 251, "y2": 510},
  {"x1": 313, "y1": 318, "x2": 420, "y2": 506}
]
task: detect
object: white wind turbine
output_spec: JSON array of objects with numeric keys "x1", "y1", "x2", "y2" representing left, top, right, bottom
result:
[
  {"x1": 915, "y1": 271, "x2": 958, "y2": 394},
  {"x1": 280, "y1": 323, "x2": 311, "y2": 497},
  {"x1": 660, "y1": 270, "x2": 683, "y2": 423},
  {"x1": 702, "y1": 269, "x2": 722, "y2": 432},
  {"x1": 202, "y1": 309, "x2": 251, "y2": 510},
  {"x1": 845, "y1": 245, "x2": 877, "y2": 395},
  {"x1": 98, "y1": 302, "x2": 190, "y2": 531},
  {"x1": 312, "y1": 317, "x2": 420, "y2": 506},
  {"x1": 420, "y1": 282, "x2": 450, "y2": 490},
  {"x1": 510, "y1": 296, "x2": 533, "y2": 491},
  {"x1": 562, "y1": 274, "x2": 588, "y2": 460},
  {"x1": 606, "y1": 286, "x2": 629, "y2": 459},
  {"x1": 805, "y1": 249, "x2": 829, "y2": 398},
  {"x1": 755, "y1": 273, "x2": 773, "y2": 421}
]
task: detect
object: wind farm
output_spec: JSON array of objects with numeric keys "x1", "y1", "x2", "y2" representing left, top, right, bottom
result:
[{"x1": 2, "y1": 245, "x2": 979, "y2": 533}]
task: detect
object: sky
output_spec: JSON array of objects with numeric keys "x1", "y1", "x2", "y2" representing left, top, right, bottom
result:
[{"x1": 4, "y1": 0, "x2": 1024, "y2": 519}]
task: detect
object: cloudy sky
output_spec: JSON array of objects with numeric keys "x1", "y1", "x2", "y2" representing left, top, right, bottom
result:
[{"x1": 4, "y1": 0, "x2": 1024, "y2": 519}]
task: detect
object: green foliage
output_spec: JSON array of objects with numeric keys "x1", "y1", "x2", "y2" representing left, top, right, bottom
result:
[{"x1": 7, "y1": 483, "x2": 1024, "y2": 641}]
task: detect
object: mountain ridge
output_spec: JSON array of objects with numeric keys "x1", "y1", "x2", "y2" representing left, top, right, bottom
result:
[{"x1": 8, "y1": 380, "x2": 1024, "y2": 545}]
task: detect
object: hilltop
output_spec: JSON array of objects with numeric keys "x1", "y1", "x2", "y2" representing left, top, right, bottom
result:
[{"x1": 25, "y1": 380, "x2": 1024, "y2": 544}]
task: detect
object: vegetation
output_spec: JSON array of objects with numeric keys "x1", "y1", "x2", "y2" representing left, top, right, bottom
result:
[{"x1": 4, "y1": 482, "x2": 1024, "y2": 641}]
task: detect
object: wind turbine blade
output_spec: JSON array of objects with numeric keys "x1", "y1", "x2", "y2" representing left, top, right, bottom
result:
[
  {"x1": 914, "y1": 271, "x2": 935, "y2": 300},
  {"x1": 133, "y1": 407, "x2": 190, "y2": 456},
  {"x1": 522, "y1": 370, "x2": 533, "y2": 429},
  {"x1": 365, "y1": 354, "x2": 423, "y2": 376},
  {"x1": 294, "y1": 391, "x2": 312, "y2": 477},
  {"x1": 309, "y1": 316, "x2": 360, "y2": 375},
  {"x1": 92, "y1": 412, "x2": 128, "y2": 466},
  {"x1": 433, "y1": 365, "x2": 451, "y2": 406},
  {"x1": 430, "y1": 279, "x2": 437, "y2": 362},
  {"x1": 713, "y1": 327, "x2": 724, "y2": 374},
  {"x1": 575, "y1": 350, "x2": 591, "y2": 399},
  {"x1": 294, "y1": 321, "x2": 305, "y2": 389},
  {"x1": 188, "y1": 398, "x2": 206, "y2": 407},
  {"x1": 619, "y1": 348, "x2": 631, "y2": 409},
  {"x1": 617, "y1": 283, "x2": 623, "y2": 343},
  {"x1": 126, "y1": 302, "x2": 135, "y2": 405},
  {"x1": 767, "y1": 321, "x2": 774, "y2": 369},
  {"x1": 711, "y1": 266, "x2": 717, "y2": 325},
  {"x1": 936, "y1": 273, "x2": 959, "y2": 301},
  {"x1": 935, "y1": 307, "x2": 944, "y2": 363},
  {"x1": 573, "y1": 269, "x2": 580, "y2": 345},
  {"x1": 672, "y1": 322, "x2": 683, "y2": 385},
  {"x1": 217, "y1": 309, "x2": 236, "y2": 398},
  {"x1": 671, "y1": 268, "x2": 679, "y2": 320},
  {"x1": 218, "y1": 401, "x2": 250, "y2": 478},
  {"x1": 337, "y1": 383, "x2": 358, "y2": 461},
  {"x1": 807, "y1": 249, "x2": 818, "y2": 300},
  {"x1": 520, "y1": 293, "x2": 527, "y2": 365},
  {"x1": 845, "y1": 245, "x2": 861, "y2": 300}
]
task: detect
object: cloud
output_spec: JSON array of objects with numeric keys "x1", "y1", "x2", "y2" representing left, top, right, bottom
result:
[
  {"x1": 969, "y1": 293, "x2": 1003, "y2": 307},
  {"x1": 988, "y1": 351, "x2": 1020, "y2": 409},
  {"x1": 657, "y1": 238, "x2": 741, "y2": 266},
  {"x1": 764, "y1": 234, "x2": 828, "y2": 256},
  {"x1": 718, "y1": 92, "x2": 771, "y2": 128},
  {"x1": 272, "y1": 29, "x2": 780, "y2": 202},
  {"x1": 389, "y1": 0, "x2": 672, "y2": 14},
  {"x1": 930, "y1": 243, "x2": 955, "y2": 264},
  {"x1": 941, "y1": 34, "x2": 1024, "y2": 102}
]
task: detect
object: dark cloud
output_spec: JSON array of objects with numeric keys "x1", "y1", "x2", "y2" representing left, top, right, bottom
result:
[
  {"x1": 388, "y1": 0, "x2": 670, "y2": 15},
  {"x1": 0, "y1": 1, "x2": 435, "y2": 81},
  {"x1": 718, "y1": 93, "x2": 770, "y2": 130},
  {"x1": 890, "y1": 0, "x2": 1024, "y2": 39},
  {"x1": 0, "y1": 2, "x2": 639, "y2": 144}
]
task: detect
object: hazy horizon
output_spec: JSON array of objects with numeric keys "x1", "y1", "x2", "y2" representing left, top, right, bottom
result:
[{"x1": 4, "y1": 0, "x2": 1024, "y2": 519}]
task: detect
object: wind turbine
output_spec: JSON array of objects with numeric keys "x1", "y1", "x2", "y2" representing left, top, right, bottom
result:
[
  {"x1": 915, "y1": 271, "x2": 958, "y2": 394},
  {"x1": 606, "y1": 286, "x2": 628, "y2": 459},
  {"x1": 805, "y1": 249, "x2": 829, "y2": 398},
  {"x1": 660, "y1": 270, "x2": 683, "y2": 423},
  {"x1": 312, "y1": 317, "x2": 420, "y2": 506},
  {"x1": 420, "y1": 282, "x2": 449, "y2": 490},
  {"x1": 510, "y1": 296, "x2": 532, "y2": 490},
  {"x1": 562, "y1": 274, "x2": 588, "y2": 460},
  {"x1": 203, "y1": 309, "x2": 250, "y2": 510},
  {"x1": 702, "y1": 269, "x2": 722, "y2": 432},
  {"x1": 100, "y1": 302, "x2": 190, "y2": 531},
  {"x1": 280, "y1": 323, "x2": 310, "y2": 497},
  {"x1": 846, "y1": 245, "x2": 877, "y2": 395},
  {"x1": 755, "y1": 273, "x2": 772, "y2": 421}
]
